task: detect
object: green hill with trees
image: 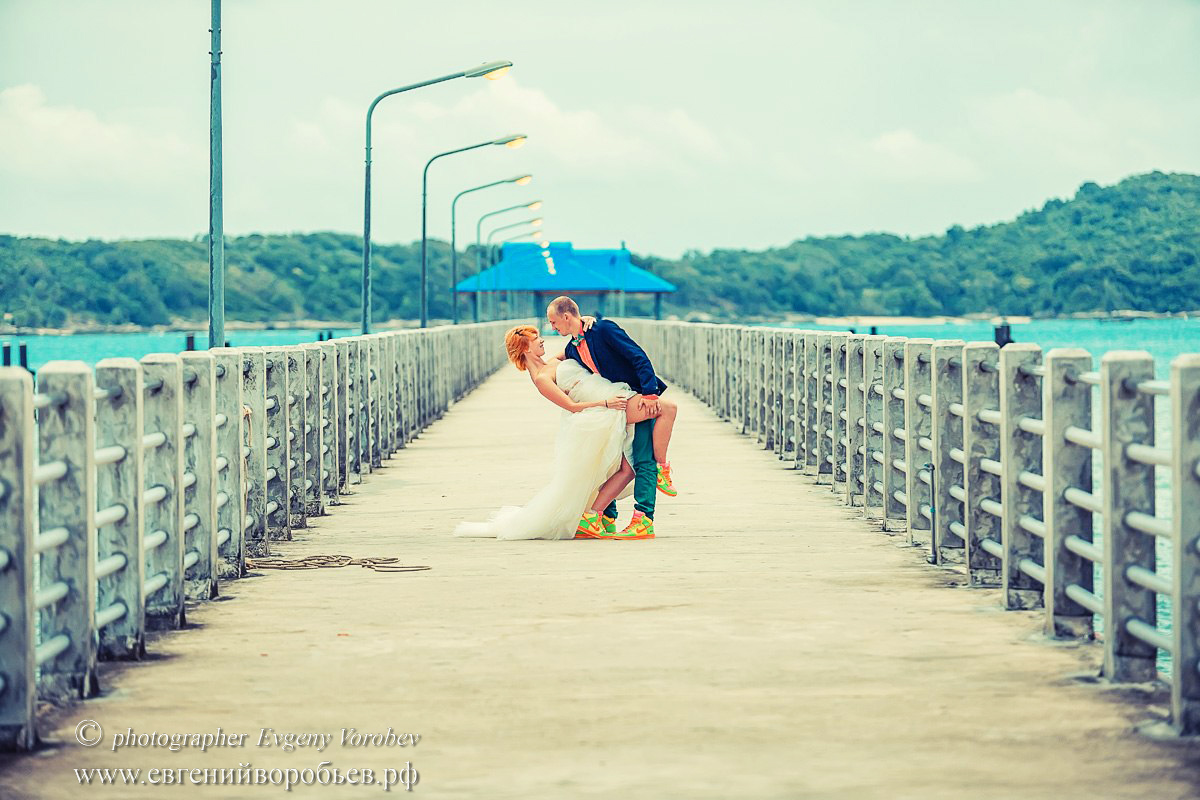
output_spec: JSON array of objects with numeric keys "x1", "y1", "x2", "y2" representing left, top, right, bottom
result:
[{"x1": 2, "y1": 171, "x2": 1198, "y2": 328}]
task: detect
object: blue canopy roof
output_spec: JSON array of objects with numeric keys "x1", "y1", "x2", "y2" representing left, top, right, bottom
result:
[{"x1": 455, "y1": 242, "x2": 676, "y2": 293}]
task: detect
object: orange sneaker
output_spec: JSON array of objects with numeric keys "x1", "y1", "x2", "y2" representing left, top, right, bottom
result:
[
  {"x1": 610, "y1": 512, "x2": 654, "y2": 540},
  {"x1": 575, "y1": 511, "x2": 604, "y2": 539},
  {"x1": 656, "y1": 462, "x2": 677, "y2": 496}
]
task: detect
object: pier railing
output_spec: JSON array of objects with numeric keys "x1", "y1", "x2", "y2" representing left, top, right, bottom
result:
[
  {"x1": 623, "y1": 320, "x2": 1200, "y2": 735},
  {"x1": 0, "y1": 322, "x2": 512, "y2": 750}
]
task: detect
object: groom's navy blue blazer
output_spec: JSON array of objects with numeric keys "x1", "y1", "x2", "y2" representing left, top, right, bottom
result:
[{"x1": 564, "y1": 318, "x2": 668, "y2": 397}]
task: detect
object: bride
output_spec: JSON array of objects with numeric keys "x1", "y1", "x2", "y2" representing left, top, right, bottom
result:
[{"x1": 454, "y1": 324, "x2": 667, "y2": 541}]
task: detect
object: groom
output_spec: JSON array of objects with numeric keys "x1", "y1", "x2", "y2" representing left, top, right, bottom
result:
[{"x1": 547, "y1": 295, "x2": 671, "y2": 540}]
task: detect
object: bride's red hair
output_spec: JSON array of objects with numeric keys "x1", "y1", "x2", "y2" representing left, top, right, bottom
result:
[{"x1": 505, "y1": 325, "x2": 540, "y2": 371}]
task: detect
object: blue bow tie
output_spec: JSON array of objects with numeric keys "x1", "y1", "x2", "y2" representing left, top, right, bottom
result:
[{"x1": 570, "y1": 333, "x2": 586, "y2": 347}]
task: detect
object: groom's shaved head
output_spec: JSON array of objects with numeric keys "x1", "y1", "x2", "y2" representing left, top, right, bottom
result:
[{"x1": 547, "y1": 296, "x2": 579, "y2": 318}]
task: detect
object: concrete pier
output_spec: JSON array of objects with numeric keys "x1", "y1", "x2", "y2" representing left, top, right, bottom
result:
[{"x1": 1, "y1": 363, "x2": 1197, "y2": 798}]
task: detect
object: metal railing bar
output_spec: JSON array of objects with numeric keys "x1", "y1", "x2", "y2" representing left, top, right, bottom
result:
[
  {"x1": 214, "y1": 412, "x2": 228, "y2": 429},
  {"x1": 95, "y1": 602, "x2": 127, "y2": 630},
  {"x1": 95, "y1": 552, "x2": 127, "y2": 580},
  {"x1": 1126, "y1": 564, "x2": 1172, "y2": 596},
  {"x1": 34, "y1": 460, "x2": 68, "y2": 486},
  {"x1": 182, "y1": 423, "x2": 197, "y2": 439},
  {"x1": 144, "y1": 530, "x2": 168, "y2": 551},
  {"x1": 893, "y1": 427, "x2": 907, "y2": 441},
  {"x1": 892, "y1": 387, "x2": 906, "y2": 401},
  {"x1": 144, "y1": 573, "x2": 168, "y2": 597},
  {"x1": 35, "y1": 526, "x2": 69, "y2": 554},
  {"x1": 183, "y1": 549, "x2": 200, "y2": 570},
  {"x1": 979, "y1": 498, "x2": 1003, "y2": 518},
  {"x1": 949, "y1": 402, "x2": 964, "y2": 417},
  {"x1": 977, "y1": 408, "x2": 1002, "y2": 426},
  {"x1": 893, "y1": 490, "x2": 908, "y2": 506},
  {"x1": 980, "y1": 537, "x2": 1003, "y2": 558},
  {"x1": 1064, "y1": 425, "x2": 1101, "y2": 450},
  {"x1": 1018, "y1": 471, "x2": 1045, "y2": 493},
  {"x1": 142, "y1": 431, "x2": 167, "y2": 450},
  {"x1": 143, "y1": 485, "x2": 167, "y2": 505},
  {"x1": 35, "y1": 580, "x2": 69, "y2": 610},
  {"x1": 1064, "y1": 487, "x2": 1103, "y2": 515},
  {"x1": 1126, "y1": 617, "x2": 1173, "y2": 654},
  {"x1": 948, "y1": 521, "x2": 966, "y2": 539},
  {"x1": 980, "y1": 458, "x2": 1003, "y2": 477},
  {"x1": 215, "y1": 456, "x2": 229, "y2": 473},
  {"x1": 95, "y1": 503, "x2": 127, "y2": 528},
  {"x1": 1065, "y1": 583, "x2": 1102, "y2": 614},
  {"x1": 917, "y1": 470, "x2": 932, "y2": 486},
  {"x1": 1130, "y1": 378, "x2": 1170, "y2": 397},
  {"x1": 182, "y1": 512, "x2": 200, "y2": 533},
  {"x1": 1017, "y1": 417, "x2": 1045, "y2": 436},
  {"x1": 949, "y1": 447, "x2": 965, "y2": 464},
  {"x1": 949, "y1": 484, "x2": 966, "y2": 503},
  {"x1": 917, "y1": 393, "x2": 932, "y2": 409},
  {"x1": 35, "y1": 634, "x2": 71, "y2": 666},
  {"x1": 181, "y1": 472, "x2": 196, "y2": 490},
  {"x1": 1018, "y1": 558, "x2": 1046, "y2": 584},
  {"x1": 1126, "y1": 443, "x2": 1172, "y2": 467},
  {"x1": 1018, "y1": 514, "x2": 1046, "y2": 538},
  {"x1": 1064, "y1": 535, "x2": 1102, "y2": 563},
  {"x1": 32, "y1": 392, "x2": 68, "y2": 410},
  {"x1": 94, "y1": 444, "x2": 127, "y2": 466},
  {"x1": 1125, "y1": 510, "x2": 1172, "y2": 539},
  {"x1": 216, "y1": 528, "x2": 232, "y2": 547},
  {"x1": 918, "y1": 436, "x2": 933, "y2": 452}
]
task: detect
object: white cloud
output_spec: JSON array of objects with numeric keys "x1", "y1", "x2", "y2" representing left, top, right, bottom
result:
[
  {"x1": 861, "y1": 129, "x2": 982, "y2": 183},
  {"x1": 0, "y1": 84, "x2": 202, "y2": 187}
]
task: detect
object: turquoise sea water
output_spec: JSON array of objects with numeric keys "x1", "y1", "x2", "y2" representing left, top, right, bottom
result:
[{"x1": 1, "y1": 328, "x2": 358, "y2": 372}]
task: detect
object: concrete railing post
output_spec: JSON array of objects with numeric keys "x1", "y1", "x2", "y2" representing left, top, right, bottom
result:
[
  {"x1": 845, "y1": 335, "x2": 866, "y2": 506},
  {"x1": 1171, "y1": 354, "x2": 1200, "y2": 734},
  {"x1": 999, "y1": 344, "x2": 1045, "y2": 610},
  {"x1": 815, "y1": 334, "x2": 833, "y2": 483},
  {"x1": 93, "y1": 358, "x2": 145, "y2": 658},
  {"x1": 140, "y1": 354, "x2": 185, "y2": 629},
  {"x1": 1100, "y1": 351, "x2": 1158, "y2": 683},
  {"x1": 358, "y1": 338, "x2": 372, "y2": 471},
  {"x1": 931, "y1": 341, "x2": 966, "y2": 565},
  {"x1": 903, "y1": 340, "x2": 934, "y2": 546},
  {"x1": 881, "y1": 338, "x2": 908, "y2": 532},
  {"x1": 368, "y1": 336, "x2": 382, "y2": 468},
  {"x1": 209, "y1": 348, "x2": 245, "y2": 578},
  {"x1": 962, "y1": 343, "x2": 1002, "y2": 586},
  {"x1": 179, "y1": 352, "x2": 217, "y2": 601},
  {"x1": 0, "y1": 368, "x2": 36, "y2": 750},
  {"x1": 285, "y1": 347, "x2": 306, "y2": 528},
  {"x1": 263, "y1": 349, "x2": 290, "y2": 539},
  {"x1": 830, "y1": 333, "x2": 849, "y2": 490},
  {"x1": 861, "y1": 335, "x2": 888, "y2": 519},
  {"x1": 1042, "y1": 349, "x2": 1094, "y2": 638},
  {"x1": 318, "y1": 342, "x2": 341, "y2": 505},
  {"x1": 32, "y1": 362, "x2": 98, "y2": 701},
  {"x1": 301, "y1": 344, "x2": 323, "y2": 517},
  {"x1": 240, "y1": 349, "x2": 269, "y2": 557},
  {"x1": 334, "y1": 340, "x2": 352, "y2": 488}
]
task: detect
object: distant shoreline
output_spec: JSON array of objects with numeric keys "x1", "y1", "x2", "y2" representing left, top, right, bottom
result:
[{"x1": 1, "y1": 308, "x2": 1198, "y2": 336}]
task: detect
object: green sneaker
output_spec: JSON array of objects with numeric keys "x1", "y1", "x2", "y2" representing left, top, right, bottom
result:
[
  {"x1": 656, "y1": 462, "x2": 677, "y2": 497},
  {"x1": 601, "y1": 514, "x2": 617, "y2": 534}
]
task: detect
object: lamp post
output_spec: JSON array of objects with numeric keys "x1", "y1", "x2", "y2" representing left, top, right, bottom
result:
[
  {"x1": 486, "y1": 221, "x2": 543, "y2": 319},
  {"x1": 208, "y1": 0, "x2": 224, "y2": 349},
  {"x1": 489, "y1": 227, "x2": 542, "y2": 319},
  {"x1": 450, "y1": 174, "x2": 531, "y2": 324},
  {"x1": 360, "y1": 59, "x2": 511, "y2": 335},
  {"x1": 475, "y1": 201, "x2": 543, "y2": 320},
  {"x1": 420, "y1": 137, "x2": 526, "y2": 328}
]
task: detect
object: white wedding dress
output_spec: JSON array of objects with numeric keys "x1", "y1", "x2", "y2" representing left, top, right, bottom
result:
[{"x1": 454, "y1": 359, "x2": 635, "y2": 540}]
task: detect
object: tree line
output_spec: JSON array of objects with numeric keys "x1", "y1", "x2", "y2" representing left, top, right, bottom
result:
[{"x1": 1, "y1": 171, "x2": 1197, "y2": 328}]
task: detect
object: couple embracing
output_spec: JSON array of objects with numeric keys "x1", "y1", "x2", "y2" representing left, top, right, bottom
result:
[{"x1": 455, "y1": 296, "x2": 677, "y2": 541}]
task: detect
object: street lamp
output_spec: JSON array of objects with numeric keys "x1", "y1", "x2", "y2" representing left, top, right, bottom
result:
[
  {"x1": 449, "y1": 174, "x2": 531, "y2": 325},
  {"x1": 475, "y1": 201, "x2": 544, "y2": 319},
  {"x1": 420, "y1": 135, "x2": 526, "y2": 328},
  {"x1": 486, "y1": 217, "x2": 543, "y2": 266},
  {"x1": 360, "y1": 59, "x2": 512, "y2": 334}
]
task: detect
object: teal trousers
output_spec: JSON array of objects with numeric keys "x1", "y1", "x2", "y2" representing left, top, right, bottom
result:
[{"x1": 603, "y1": 417, "x2": 656, "y2": 520}]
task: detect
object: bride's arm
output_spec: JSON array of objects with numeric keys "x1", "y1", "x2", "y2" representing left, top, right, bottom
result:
[{"x1": 532, "y1": 373, "x2": 624, "y2": 414}]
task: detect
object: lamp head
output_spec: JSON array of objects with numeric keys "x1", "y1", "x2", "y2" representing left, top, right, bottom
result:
[
  {"x1": 531, "y1": 218, "x2": 543, "y2": 226},
  {"x1": 493, "y1": 134, "x2": 527, "y2": 149},
  {"x1": 466, "y1": 60, "x2": 513, "y2": 80},
  {"x1": 526, "y1": 201, "x2": 543, "y2": 211},
  {"x1": 540, "y1": 240, "x2": 550, "y2": 248},
  {"x1": 511, "y1": 174, "x2": 533, "y2": 186}
]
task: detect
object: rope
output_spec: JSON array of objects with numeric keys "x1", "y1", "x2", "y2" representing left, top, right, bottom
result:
[{"x1": 245, "y1": 555, "x2": 430, "y2": 573}]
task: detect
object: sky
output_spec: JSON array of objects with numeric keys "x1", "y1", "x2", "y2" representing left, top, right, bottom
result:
[{"x1": 2, "y1": 0, "x2": 1199, "y2": 259}]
